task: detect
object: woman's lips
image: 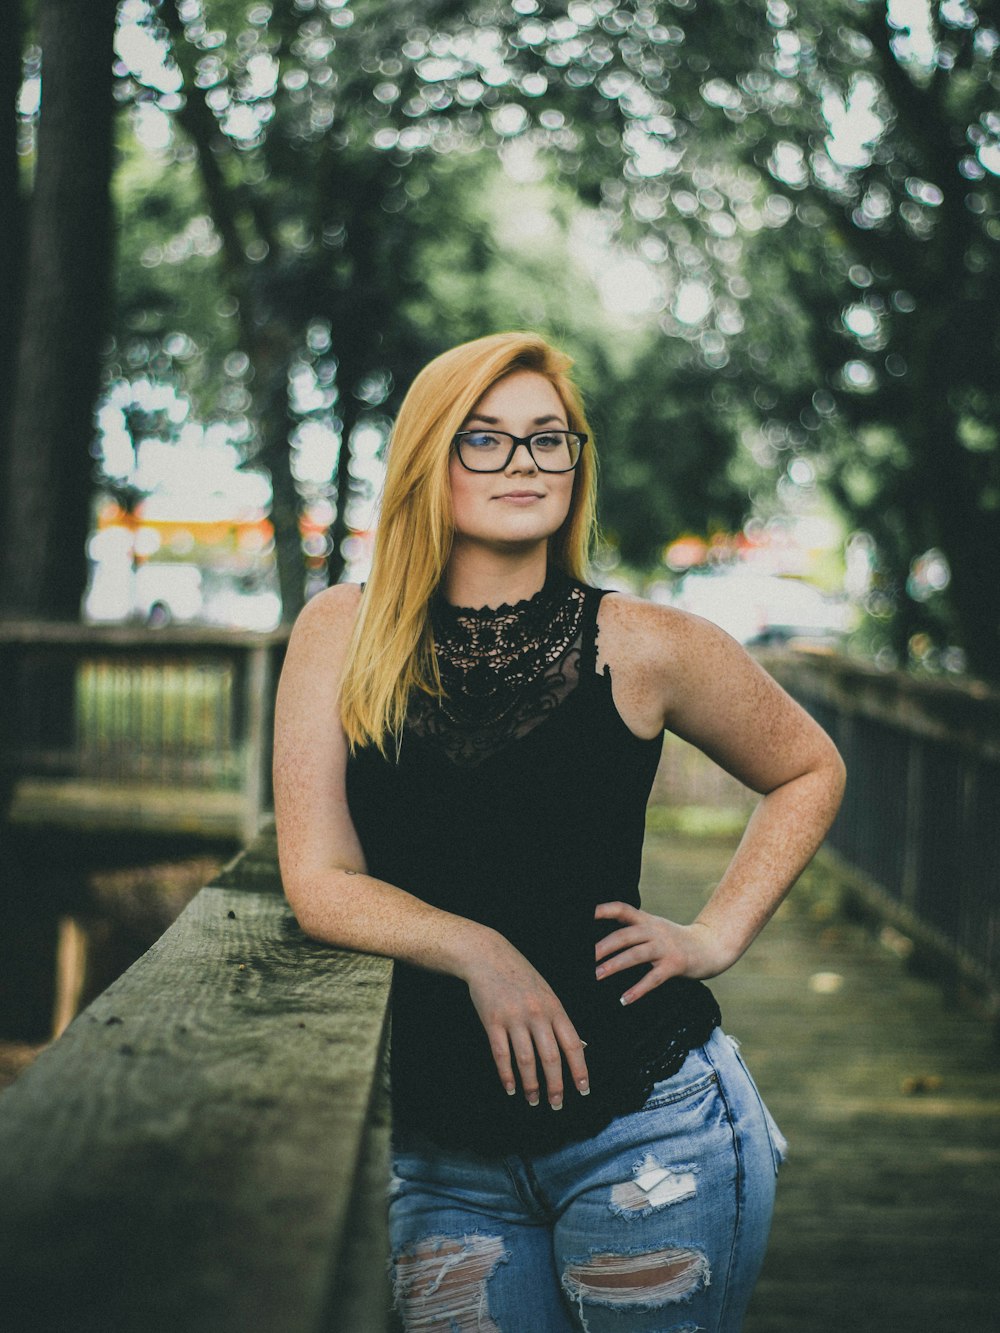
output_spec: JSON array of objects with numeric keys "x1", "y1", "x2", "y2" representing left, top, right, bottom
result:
[{"x1": 495, "y1": 492, "x2": 544, "y2": 503}]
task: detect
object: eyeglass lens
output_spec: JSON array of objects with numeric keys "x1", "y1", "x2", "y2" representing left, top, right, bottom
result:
[{"x1": 456, "y1": 430, "x2": 582, "y2": 472}]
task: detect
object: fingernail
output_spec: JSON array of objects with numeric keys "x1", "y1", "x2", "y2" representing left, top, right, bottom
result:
[
  {"x1": 620, "y1": 994, "x2": 630, "y2": 1006},
  {"x1": 581, "y1": 1040, "x2": 589, "y2": 1048},
  {"x1": 550, "y1": 1097, "x2": 563, "y2": 1111},
  {"x1": 595, "y1": 967, "x2": 605, "y2": 979},
  {"x1": 528, "y1": 1094, "x2": 540, "y2": 1106},
  {"x1": 506, "y1": 1085, "x2": 516, "y2": 1096},
  {"x1": 578, "y1": 1080, "x2": 590, "y2": 1096}
]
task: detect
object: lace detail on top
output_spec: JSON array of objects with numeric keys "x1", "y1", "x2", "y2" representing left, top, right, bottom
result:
[
  {"x1": 622, "y1": 981, "x2": 722, "y2": 1110},
  {"x1": 406, "y1": 568, "x2": 588, "y2": 767}
]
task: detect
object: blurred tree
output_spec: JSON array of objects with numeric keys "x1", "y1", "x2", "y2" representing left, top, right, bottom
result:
[
  {"x1": 7, "y1": 0, "x2": 997, "y2": 676},
  {"x1": 595, "y1": 344, "x2": 750, "y2": 564},
  {"x1": 0, "y1": 0, "x2": 119, "y2": 1040},
  {"x1": 0, "y1": 0, "x2": 119, "y2": 620},
  {"x1": 723, "y1": 1, "x2": 1000, "y2": 676},
  {"x1": 114, "y1": 0, "x2": 764, "y2": 618}
]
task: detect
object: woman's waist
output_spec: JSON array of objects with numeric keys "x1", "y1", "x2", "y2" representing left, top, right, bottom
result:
[
  {"x1": 392, "y1": 958, "x2": 718, "y2": 1049},
  {"x1": 374, "y1": 863, "x2": 642, "y2": 931},
  {"x1": 388, "y1": 972, "x2": 722, "y2": 1155}
]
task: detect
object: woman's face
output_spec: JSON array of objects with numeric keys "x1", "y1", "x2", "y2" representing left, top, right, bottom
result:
[{"x1": 448, "y1": 369, "x2": 576, "y2": 555}]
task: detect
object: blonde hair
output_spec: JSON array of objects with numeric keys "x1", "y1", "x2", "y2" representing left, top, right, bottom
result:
[{"x1": 339, "y1": 331, "x2": 598, "y2": 754}]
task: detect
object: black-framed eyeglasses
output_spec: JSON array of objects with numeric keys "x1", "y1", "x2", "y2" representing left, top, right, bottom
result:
[{"x1": 453, "y1": 429, "x2": 587, "y2": 473}]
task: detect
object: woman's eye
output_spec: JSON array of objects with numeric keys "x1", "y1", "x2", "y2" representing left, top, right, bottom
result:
[
  {"x1": 534, "y1": 433, "x2": 563, "y2": 449},
  {"x1": 466, "y1": 432, "x2": 500, "y2": 447}
]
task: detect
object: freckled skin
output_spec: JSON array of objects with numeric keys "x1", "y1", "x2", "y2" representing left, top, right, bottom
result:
[
  {"x1": 591, "y1": 592, "x2": 846, "y2": 988},
  {"x1": 272, "y1": 369, "x2": 846, "y2": 1105}
]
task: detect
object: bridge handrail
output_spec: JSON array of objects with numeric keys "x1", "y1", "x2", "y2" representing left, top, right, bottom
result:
[
  {"x1": 0, "y1": 823, "x2": 395, "y2": 1333},
  {"x1": 759, "y1": 647, "x2": 1000, "y2": 1000},
  {"x1": 757, "y1": 645, "x2": 1000, "y2": 759},
  {"x1": 0, "y1": 622, "x2": 291, "y2": 843}
]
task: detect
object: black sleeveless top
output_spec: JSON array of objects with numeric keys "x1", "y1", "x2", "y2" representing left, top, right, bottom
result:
[{"x1": 345, "y1": 568, "x2": 720, "y2": 1157}]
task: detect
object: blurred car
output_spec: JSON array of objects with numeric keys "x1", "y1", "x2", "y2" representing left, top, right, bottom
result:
[
  {"x1": 86, "y1": 562, "x2": 281, "y2": 631},
  {"x1": 202, "y1": 585, "x2": 282, "y2": 632},
  {"x1": 669, "y1": 568, "x2": 852, "y2": 646},
  {"x1": 133, "y1": 564, "x2": 204, "y2": 628}
]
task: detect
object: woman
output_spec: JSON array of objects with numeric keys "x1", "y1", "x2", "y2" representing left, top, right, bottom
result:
[{"x1": 273, "y1": 332, "x2": 845, "y2": 1332}]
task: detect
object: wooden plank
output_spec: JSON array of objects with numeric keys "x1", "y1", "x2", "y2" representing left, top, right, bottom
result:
[
  {"x1": 0, "y1": 880, "x2": 393, "y2": 1333},
  {"x1": 637, "y1": 828, "x2": 1000, "y2": 1333},
  {"x1": 323, "y1": 1037, "x2": 399, "y2": 1333},
  {"x1": 0, "y1": 622, "x2": 290, "y2": 649},
  {"x1": 210, "y1": 819, "x2": 283, "y2": 894},
  {"x1": 758, "y1": 647, "x2": 1000, "y2": 760},
  {"x1": 7, "y1": 777, "x2": 245, "y2": 838}
]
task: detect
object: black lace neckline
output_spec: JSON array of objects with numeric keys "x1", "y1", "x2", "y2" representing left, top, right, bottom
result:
[
  {"x1": 409, "y1": 566, "x2": 587, "y2": 766},
  {"x1": 431, "y1": 566, "x2": 569, "y2": 625}
]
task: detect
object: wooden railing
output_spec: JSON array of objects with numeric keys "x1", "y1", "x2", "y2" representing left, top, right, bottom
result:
[
  {"x1": 0, "y1": 622, "x2": 289, "y2": 843},
  {"x1": 4, "y1": 643, "x2": 1000, "y2": 1328},
  {"x1": 759, "y1": 648, "x2": 1000, "y2": 1000},
  {"x1": 0, "y1": 823, "x2": 396, "y2": 1333}
]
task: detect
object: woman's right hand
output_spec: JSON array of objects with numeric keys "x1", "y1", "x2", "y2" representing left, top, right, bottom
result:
[{"x1": 463, "y1": 932, "x2": 590, "y2": 1111}]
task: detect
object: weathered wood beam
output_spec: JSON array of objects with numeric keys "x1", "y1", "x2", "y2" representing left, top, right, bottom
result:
[
  {"x1": 0, "y1": 827, "x2": 394, "y2": 1332},
  {"x1": 757, "y1": 647, "x2": 1000, "y2": 762}
]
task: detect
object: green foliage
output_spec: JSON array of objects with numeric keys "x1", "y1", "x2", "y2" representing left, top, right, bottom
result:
[
  {"x1": 91, "y1": 0, "x2": 1000, "y2": 673},
  {"x1": 711, "y1": 0, "x2": 1000, "y2": 674},
  {"x1": 111, "y1": 132, "x2": 241, "y2": 420}
]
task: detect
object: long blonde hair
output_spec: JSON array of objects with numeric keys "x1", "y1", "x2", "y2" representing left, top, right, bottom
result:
[{"x1": 339, "y1": 331, "x2": 598, "y2": 755}]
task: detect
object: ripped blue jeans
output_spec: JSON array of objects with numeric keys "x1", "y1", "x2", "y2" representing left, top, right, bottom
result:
[{"x1": 388, "y1": 1028, "x2": 786, "y2": 1333}]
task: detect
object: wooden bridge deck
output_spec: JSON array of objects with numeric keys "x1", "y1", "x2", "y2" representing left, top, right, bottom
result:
[
  {"x1": 1, "y1": 820, "x2": 996, "y2": 1331},
  {"x1": 640, "y1": 827, "x2": 1000, "y2": 1333}
]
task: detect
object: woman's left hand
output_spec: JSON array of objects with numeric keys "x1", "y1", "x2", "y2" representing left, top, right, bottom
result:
[{"x1": 594, "y1": 902, "x2": 732, "y2": 1004}]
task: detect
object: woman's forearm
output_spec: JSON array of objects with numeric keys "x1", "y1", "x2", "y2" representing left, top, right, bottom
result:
[
  {"x1": 692, "y1": 757, "x2": 845, "y2": 973},
  {"x1": 289, "y1": 866, "x2": 594, "y2": 1105},
  {"x1": 287, "y1": 867, "x2": 498, "y2": 982}
]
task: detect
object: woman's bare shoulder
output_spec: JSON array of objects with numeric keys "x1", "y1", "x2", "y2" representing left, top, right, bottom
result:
[
  {"x1": 594, "y1": 589, "x2": 752, "y2": 735},
  {"x1": 297, "y1": 580, "x2": 363, "y2": 622},
  {"x1": 289, "y1": 581, "x2": 362, "y2": 641},
  {"x1": 281, "y1": 583, "x2": 364, "y2": 689},
  {"x1": 597, "y1": 589, "x2": 726, "y2": 667}
]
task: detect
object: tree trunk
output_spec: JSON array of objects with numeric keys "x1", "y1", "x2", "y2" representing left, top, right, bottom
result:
[
  {"x1": 257, "y1": 371, "x2": 305, "y2": 624},
  {"x1": 160, "y1": 0, "x2": 309, "y2": 624},
  {"x1": 0, "y1": 0, "x2": 118, "y2": 620},
  {"x1": 0, "y1": 0, "x2": 118, "y2": 1040},
  {"x1": 327, "y1": 396, "x2": 361, "y2": 589},
  {"x1": 0, "y1": 0, "x2": 26, "y2": 492}
]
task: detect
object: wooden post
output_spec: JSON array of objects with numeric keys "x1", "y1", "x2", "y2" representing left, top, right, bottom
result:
[
  {"x1": 901, "y1": 735, "x2": 924, "y2": 911},
  {"x1": 241, "y1": 644, "x2": 273, "y2": 847}
]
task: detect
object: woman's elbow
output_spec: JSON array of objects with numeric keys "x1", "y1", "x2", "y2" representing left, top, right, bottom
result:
[
  {"x1": 822, "y1": 738, "x2": 847, "y2": 813},
  {"x1": 281, "y1": 874, "x2": 342, "y2": 944}
]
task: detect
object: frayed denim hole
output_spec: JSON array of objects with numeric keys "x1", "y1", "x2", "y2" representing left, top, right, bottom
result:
[
  {"x1": 391, "y1": 1232, "x2": 510, "y2": 1333},
  {"x1": 609, "y1": 1153, "x2": 700, "y2": 1217},
  {"x1": 561, "y1": 1244, "x2": 711, "y2": 1313}
]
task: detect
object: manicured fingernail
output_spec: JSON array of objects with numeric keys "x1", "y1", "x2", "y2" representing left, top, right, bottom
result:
[
  {"x1": 505, "y1": 1085, "x2": 516, "y2": 1096},
  {"x1": 528, "y1": 1094, "x2": 539, "y2": 1106},
  {"x1": 578, "y1": 1080, "x2": 590, "y2": 1096},
  {"x1": 550, "y1": 1097, "x2": 563, "y2": 1111},
  {"x1": 581, "y1": 1040, "x2": 588, "y2": 1048},
  {"x1": 595, "y1": 967, "x2": 605, "y2": 978},
  {"x1": 620, "y1": 994, "x2": 631, "y2": 1006}
]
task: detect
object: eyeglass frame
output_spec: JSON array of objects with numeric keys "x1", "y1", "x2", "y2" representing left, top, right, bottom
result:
[{"x1": 452, "y1": 429, "x2": 588, "y2": 474}]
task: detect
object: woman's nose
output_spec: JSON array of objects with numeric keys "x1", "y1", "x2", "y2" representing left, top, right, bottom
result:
[{"x1": 505, "y1": 441, "x2": 538, "y2": 472}]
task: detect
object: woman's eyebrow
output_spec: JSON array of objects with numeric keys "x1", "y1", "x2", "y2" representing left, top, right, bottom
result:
[{"x1": 464, "y1": 413, "x2": 566, "y2": 426}]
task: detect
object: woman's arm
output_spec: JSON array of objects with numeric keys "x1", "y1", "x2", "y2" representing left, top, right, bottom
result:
[
  {"x1": 273, "y1": 584, "x2": 590, "y2": 1109},
  {"x1": 593, "y1": 596, "x2": 846, "y2": 1005}
]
